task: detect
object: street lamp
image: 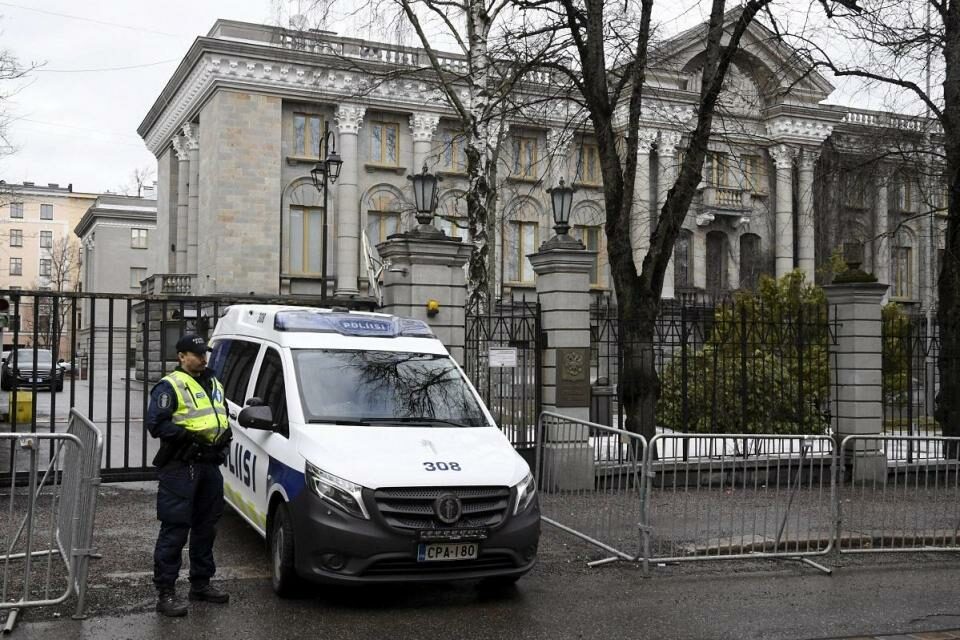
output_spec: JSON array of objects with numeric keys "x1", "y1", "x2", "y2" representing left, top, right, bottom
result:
[
  {"x1": 310, "y1": 121, "x2": 343, "y2": 300},
  {"x1": 407, "y1": 165, "x2": 444, "y2": 237},
  {"x1": 541, "y1": 178, "x2": 582, "y2": 251}
]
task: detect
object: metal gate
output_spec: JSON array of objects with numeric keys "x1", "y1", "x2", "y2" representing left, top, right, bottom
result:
[
  {"x1": 463, "y1": 300, "x2": 542, "y2": 453},
  {"x1": 0, "y1": 289, "x2": 373, "y2": 482}
]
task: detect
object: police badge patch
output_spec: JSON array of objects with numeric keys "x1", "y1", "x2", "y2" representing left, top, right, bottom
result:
[{"x1": 158, "y1": 392, "x2": 172, "y2": 410}]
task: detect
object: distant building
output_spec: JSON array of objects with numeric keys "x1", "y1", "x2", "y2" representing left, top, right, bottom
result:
[
  {"x1": 0, "y1": 181, "x2": 97, "y2": 350},
  {"x1": 74, "y1": 194, "x2": 157, "y2": 369}
]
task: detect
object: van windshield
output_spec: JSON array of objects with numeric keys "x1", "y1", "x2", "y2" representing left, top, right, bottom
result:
[{"x1": 292, "y1": 349, "x2": 489, "y2": 427}]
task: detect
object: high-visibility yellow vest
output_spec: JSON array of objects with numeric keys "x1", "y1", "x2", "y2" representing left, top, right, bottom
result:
[{"x1": 162, "y1": 370, "x2": 229, "y2": 444}]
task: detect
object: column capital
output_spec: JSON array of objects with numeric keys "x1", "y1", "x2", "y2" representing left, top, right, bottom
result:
[
  {"x1": 335, "y1": 103, "x2": 367, "y2": 136},
  {"x1": 409, "y1": 112, "x2": 440, "y2": 143},
  {"x1": 768, "y1": 143, "x2": 796, "y2": 169},
  {"x1": 181, "y1": 124, "x2": 199, "y2": 151},
  {"x1": 171, "y1": 135, "x2": 188, "y2": 160},
  {"x1": 657, "y1": 130, "x2": 683, "y2": 156},
  {"x1": 637, "y1": 128, "x2": 658, "y2": 154},
  {"x1": 546, "y1": 128, "x2": 575, "y2": 154},
  {"x1": 798, "y1": 147, "x2": 820, "y2": 171}
]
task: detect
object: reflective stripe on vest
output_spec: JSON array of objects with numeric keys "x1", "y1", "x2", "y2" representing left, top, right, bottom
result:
[{"x1": 162, "y1": 371, "x2": 229, "y2": 444}]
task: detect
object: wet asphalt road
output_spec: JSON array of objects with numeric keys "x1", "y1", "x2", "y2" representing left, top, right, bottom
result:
[{"x1": 8, "y1": 482, "x2": 960, "y2": 640}]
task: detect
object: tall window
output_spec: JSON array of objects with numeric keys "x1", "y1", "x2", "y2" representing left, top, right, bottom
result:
[
  {"x1": 742, "y1": 155, "x2": 766, "y2": 193},
  {"x1": 366, "y1": 211, "x2": 400, "y2": 244},
  {"x1": 577, "y1": 144, "x2": 601, "y2": 185},
  {"x1": 843, "y1": 172, "x2": 866, "y2": 209},
  {"x1": 512, "y1": 136, "x2": 538, "y2": 179},
  {"x1": 706, "y1": 231, "x2": 729, "y2": 293},
  {"x1": 739, "y1": 233, "x2": 762, "y2": 289},
  {"x1": 130, "y1": 267, "x2": 147, "y2": 289},
  {"x1": 131, "y1": 228, "x2": 148, "y2": 249},
  {"x1": 39, "y1": 230, "x2": 52, "y2": 248},
  {"x1": 40, "y1": 204, "x2": 53, "y2": 220},
  {"x1": 893, "y1": 173, "x2": 914, "y2": 212},
  {"x1": 674, "y1": 230, "x2": 693, "y2": 289},
  {"x1": 39, "y1": 258, "x2": 51, "y2": 277},
  {"x1": 9, "y1": 229, "x2": 22, "y2": 247},
  {"x1": 441, "y1": 130, "x2": 467, "y2": 173},
  {"x1": 287, "y1": 206, "x2": 324, "y2": 276},
  {"x1": 9, "y1": 257, "x2": 21, "y2": 276},
  {"x1": 9, "y1": 202, "x2": 22, "y2": 219},
  {"x1": 370, "y1": 122, "x2": 399, "y2": 165},
  {"x1": 706, "y1": 152, "x2": 731, "y2": 187},
  {"x1": 293, "y1": 112, "x2": 322, "y2": 157},
  {"x1": 574, "y1": 225, "x2": 602, "y2": 285},
  {"x1": 892, "y1": 245, "x2": 913, "y2": 298},
  {"x1": 504, "y1": 221, "x2": 538, "y2": 283}
]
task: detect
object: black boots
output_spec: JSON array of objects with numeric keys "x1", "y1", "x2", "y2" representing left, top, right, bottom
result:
[
  {"x1": 156, "y1": 588, "x2": 188, "y2": 617},
  {"x1": 189, "y1": 583, "x2": 230, "y2": 604}
]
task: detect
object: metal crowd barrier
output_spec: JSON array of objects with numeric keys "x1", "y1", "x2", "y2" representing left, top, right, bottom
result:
[
  {"x1": 646, "y1": 433, "x2": 836, "y2": 573},
  {"x1": 837, "y1": 435, "x2": 960, "y2": 554},
  {"x1": 0, "y1": 410, "x2": 102, "y2": 633},
  {"x1": 535, "y1": 412, "x2": 649, "y2": 571}
]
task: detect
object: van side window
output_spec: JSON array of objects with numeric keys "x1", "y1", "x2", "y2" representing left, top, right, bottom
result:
[
  {"x1": 253, "y1": 348, "x2": 288, "y2": 431},
  {"x1": 213, "y1": 339, "x2": 260, "y2": 405}
]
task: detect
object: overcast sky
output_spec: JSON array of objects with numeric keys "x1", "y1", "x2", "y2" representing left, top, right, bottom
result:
[{"x1": 0, "y1": 1, "x2": 917, "y2": 196}]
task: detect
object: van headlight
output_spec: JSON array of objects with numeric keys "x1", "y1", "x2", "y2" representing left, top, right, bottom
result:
[
  {"x1": 513, "y1": 472, "x2": 537, "y2": 515},
  {"x1": 305, "y1": 462, "x2": 370, "y2": 519}
]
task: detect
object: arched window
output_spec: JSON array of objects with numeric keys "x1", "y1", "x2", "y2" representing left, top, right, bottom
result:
[
  {"x1": 892, "y1": 228, "x2": 915, "y2": 299},
  {"x1": 364, "y1": 186, "x2": 405, "y2": 245},
  {"x1": 739, "y1": 233, "x2": 762, "y2": 290},
  {"x1": 674, "y1": 230, "x2": 693, "y2": 290},
  {"x1": 706, "y1": 231, "x2": 729, "y2": 293},
  {"x1": 571, "y1": 201, "x2": 606, "y2": 287},
  {"x1": 503, "y1": 198, "x2": 541, "y2": 284},
  {"x1": 436, "y1": 191, "x2": 471, "y2": 242},
  {"x1": 282, "y1": 179, "x2": 323, "y2": 277}
]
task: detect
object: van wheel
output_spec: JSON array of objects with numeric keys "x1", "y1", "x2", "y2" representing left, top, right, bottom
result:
[{"x1": 270, "y1": 503, "x2": 301, "y2": 597}]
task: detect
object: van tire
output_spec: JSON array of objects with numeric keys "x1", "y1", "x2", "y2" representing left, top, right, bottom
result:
[{"x1": 270, "y1": 503, "x2": 301, "y2": 597}]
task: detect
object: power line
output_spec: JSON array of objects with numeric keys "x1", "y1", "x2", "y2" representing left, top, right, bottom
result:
[
  {"x1": 37, "y1": 59, "x2": 180, "y2": 73},
  {"x1": 0, "y1": 2, "x2": 188, "y2": 38}
]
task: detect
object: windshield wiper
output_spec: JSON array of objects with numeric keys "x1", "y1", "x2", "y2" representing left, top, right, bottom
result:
[
  {"x1": 360, "y1": 417, "x2": 474, "y2": 428},
  {"x1": 307, "y1": 418, "x2": 372, "y2": 426}
]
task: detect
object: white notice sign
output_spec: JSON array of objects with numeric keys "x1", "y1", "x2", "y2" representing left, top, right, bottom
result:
[{"x1": 488, "y1": 347, "x2": 518, "y2": 368}]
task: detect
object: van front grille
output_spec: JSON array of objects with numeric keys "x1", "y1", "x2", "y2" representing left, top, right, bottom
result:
[{"x1": 372, "y1": 486, "x2": 511, "y2": 531}]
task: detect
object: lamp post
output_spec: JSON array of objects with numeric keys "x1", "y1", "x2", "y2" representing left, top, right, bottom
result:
[
  {"x1": 407, "y1": 165, "x2": 444, "y2": 238},
  {"x1": 542, "y1": 178, "x2": 582, "y2": 250},
  {"x1": 310, "y1": 121, "x2": 343, "y2": 301}
]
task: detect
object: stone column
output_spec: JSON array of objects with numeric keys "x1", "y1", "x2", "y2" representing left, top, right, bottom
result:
[
  {"x1": 769, "y1": 144, "x2": 796, "y2": 277},
  {"x1": 410, "y1": 112, "x2": 440, "y2": 174},
  {"x1": 335, "y1": 104, "x2": 367, "y2": 297},
  {"x1": 172, "y1": 135, "x2": 189, "y2": 274},
  {"x1": 657, "y1": 131, "x2": 683, "y2": 299},
  {"x1": 377, "y1": 235, "x2": 471, "y2": 363},
  {"x1": 873, "y1": 168, "x2": 890, "y2": 285},
  {"x1": 631, "y1": 130, "x2": 658, "y2": 274},
  {"x1": 824, "y1": 281, "x2": 889, "y2": 482},
  {"x1": 182, "y1": 123, "x2": 200, "y2": 275},
  {"x1": 693, "y1": 227, "x2": 707, "y2": 290},
  {"x1": 529, "y1": 235, "x2": 596, "y2": 490},
  {"x1": 797, "y1": 148, "x2": 818, "y2": 282}
]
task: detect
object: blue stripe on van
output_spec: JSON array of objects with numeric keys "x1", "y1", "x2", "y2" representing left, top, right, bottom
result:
[{"x1": 269, "y1": 456, "x2": 305, "y2": 502}]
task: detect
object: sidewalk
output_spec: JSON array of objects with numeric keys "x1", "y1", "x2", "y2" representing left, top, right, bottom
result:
[{"x1": 831, "y1": 632, "x2": 960, "y2": 640}]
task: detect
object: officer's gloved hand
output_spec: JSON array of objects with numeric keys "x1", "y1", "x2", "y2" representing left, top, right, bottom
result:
[{"x1": 213, "y1": 429, "x2": 233, "y2": 451}]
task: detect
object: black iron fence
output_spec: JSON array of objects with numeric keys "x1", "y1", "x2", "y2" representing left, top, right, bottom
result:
[
  {"x1": 590, "y1": 291, "x2": 837, "y2": 439},
  {"x1": 881, "y1": 307, "x2": 939, "y2": 439},
  {"x1": 0, "y1": 290, "x2": 372, "y2": 483},
  {"x1": 463, "y1": 300, "x2": 541, "y2": 453}
]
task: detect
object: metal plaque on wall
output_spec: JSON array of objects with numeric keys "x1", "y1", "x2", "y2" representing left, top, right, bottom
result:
[{"x1": 555, "y1": 347, "x2": 591, "y2": 407}]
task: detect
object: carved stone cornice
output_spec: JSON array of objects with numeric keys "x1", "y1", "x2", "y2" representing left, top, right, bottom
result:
[
  {"x1": 181, "y1": 124, "x2": 199, "y2": 151},
  {"x1": 409, "y1": 112, "x2": 440, "y2": 143},
  {"x1": 797, "y1": 148, "x2": 820, "y2": 171},
  {"x1": 335, "y1": 104, "x2": 366, "y2": 136},
  {"x1": 545, "y1": 128, "x2": 575, "y2": 156},
  {"x1": 637, "y1": 128, "x2": 658, "y2": 154},
  {"x1": 765, "y1": 117, "x2": 834, "y2": 145},
  {"x1": 768, "y1": 143, "x2": 797, "y2": 169}
]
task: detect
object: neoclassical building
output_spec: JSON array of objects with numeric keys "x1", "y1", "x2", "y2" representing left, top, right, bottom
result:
[{"x1": 136, "y1": 15, "x2": 946, "y2": 314}]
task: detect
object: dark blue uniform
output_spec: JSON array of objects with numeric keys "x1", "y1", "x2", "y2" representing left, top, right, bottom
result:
[{"x1": 146, "y1": 368, "x2": 226, "y2": 590}]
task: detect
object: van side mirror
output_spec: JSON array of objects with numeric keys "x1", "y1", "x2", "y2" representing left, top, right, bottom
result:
[{"x1": 238, "y1": 404, "x2": 275, "y2": 431}]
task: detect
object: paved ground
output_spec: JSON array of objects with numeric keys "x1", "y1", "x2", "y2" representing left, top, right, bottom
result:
[{"x1": 5, "y1": 481, "x2": 960, "y2": 639}]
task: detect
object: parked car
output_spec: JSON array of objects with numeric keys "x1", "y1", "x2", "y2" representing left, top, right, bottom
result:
[{"x1": 1, "y1": 348, "x2": 66, "y2": 391}]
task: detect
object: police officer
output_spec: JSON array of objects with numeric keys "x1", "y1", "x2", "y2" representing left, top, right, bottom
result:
[{"x1": 146, "y1": 334, "x2": 232, "y2": 617}]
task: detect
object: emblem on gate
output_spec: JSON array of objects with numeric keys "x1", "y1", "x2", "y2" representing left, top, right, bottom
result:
[{"x1": 434, "y1": 494, "x2": 462, "y2": 524}]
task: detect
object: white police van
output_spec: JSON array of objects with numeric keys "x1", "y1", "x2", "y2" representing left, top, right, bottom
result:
[{"x1": 208, "y1": 304, "x2": 540, "y2": 595}]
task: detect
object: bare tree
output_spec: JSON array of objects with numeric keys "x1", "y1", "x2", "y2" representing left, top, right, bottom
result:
[
  {"x1": 117, "y1": 165, "x2": 156, "y2": 197},
  {"x1": 31, "y1": 235, "x2": 80, "y2": 350}
]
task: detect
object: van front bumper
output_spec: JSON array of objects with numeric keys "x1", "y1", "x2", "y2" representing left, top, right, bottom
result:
[{"x1": 288, "y1": 489, "x2": 541, "y2": 584}]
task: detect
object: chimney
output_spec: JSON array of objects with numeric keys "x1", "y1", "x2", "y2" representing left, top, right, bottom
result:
[
  {"x1": 22, "y1": 181, "x2": 33, "y2": 187},
  {"x1": 48, "y1": 183, "x2": 59, "y2": 188}
]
